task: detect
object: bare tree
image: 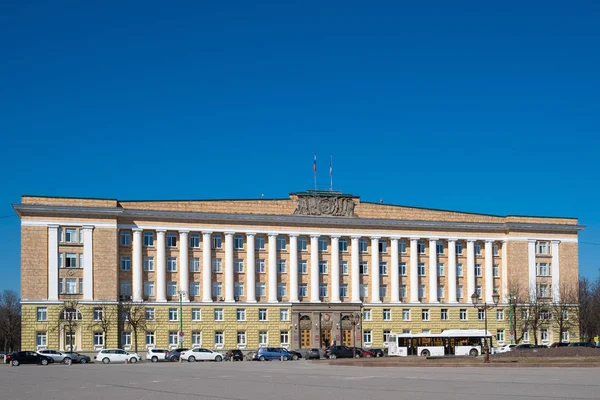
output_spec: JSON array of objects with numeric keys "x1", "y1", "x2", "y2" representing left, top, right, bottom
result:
[
  {"x1": 506, "y1": 279, "x2": 528, "y2": 344},
  {"x1": 88, "y1": 302, "x2": 118, "y2": 347},
  {"x1": 55, "y1": 299, "x2": 81, "y2": 352},
  {"x1": 551, "y1": 283, "x2": 579, "y2": 343},
  {"x1": 119, "y1": 299, "x2": 147, "y2": 352},
  {"x1": 578, "y1": 277, "x2": 600, "y2": 342},
  {"x1": 0, "y1": 290, "x2": 21, "y2": 354}
]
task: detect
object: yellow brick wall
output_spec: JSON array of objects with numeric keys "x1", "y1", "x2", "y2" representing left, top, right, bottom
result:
[{"x1": 21, "y1": 226, "x2": 48, "y2": 300}]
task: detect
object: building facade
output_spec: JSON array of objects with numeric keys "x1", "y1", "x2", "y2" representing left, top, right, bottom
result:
[{"x1": 14, "y1": 191, "x2": 583, "y2": 352}]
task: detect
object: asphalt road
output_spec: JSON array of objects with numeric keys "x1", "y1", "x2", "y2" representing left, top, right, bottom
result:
[{"x1": 1, "y1": 360, "x2": 598, "y2": 400}]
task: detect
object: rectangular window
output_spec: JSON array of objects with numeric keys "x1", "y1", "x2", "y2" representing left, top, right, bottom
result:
[
  {"x1": 167, "y1": 257, "x2": 177, "y2": 272},
  {"x1": 437, "y1": 263, "x2": 445, "y2": 276},
  {"x1": 94, "y1": 332, "x2": 105, "y2": 347},
  {"x1": 379, "y1": 262, "x2": 388, "y2": 275},
  {"x1": 399, "y1": 240, "x2": 407, "y2": 253},
  {"x1": 493, "y1": 243, "x2": 499, "y2": 256},
  {"x1": 561, "y1": 330, "x2": 569, "y2": 342},
  {"x1": 234, "y1": 234, "x2": 244, "y2": 249},
  {"x1": 538, "y1": 284, "x2": 549, "y2": 298},
  {"x1": 441, "y1": 309, "x2": 448, "y2": 320},
  {"x1": 493, "y1": 264, "x2": 500, "y2": 277},
  {"x1": 402, "y1": 309, "x2": 410, "y2": 321},
  {"x1": 168, "y1": 308, "x2": 178, "y2": 321},
  {"x1": 65, "y1": 228, "x2": 77, "y2": 243},
  {"x1": 298, "y1": 236, "x2": 308, "y2": 251},
  {"x1": 190, "y1": 257, "x2": 200, "y2": 272},
  {"x1": 537, "y1": 241, "x2": 549, "y2": 255},
  {"x1": 237, "y1": 331, "x2": 246, "y2": 346},
  {"x1": 192, "y1": 332, "x2": 202, "y2": 346},
  {"x1": 460, "y1": 309, "x2": 467, "y2": 321},
  {"x1": 214, "y1": 308, "x2": 224, "y2": 321},
  {"x1": 319, "y1": 261, "x2": 328, "y2": 274},
  {"x1": 319, "y1": 284, "x2": 328, "y2": 298},
  {"x1": 341, "y1": 261, "x2": 348, "y2": 274},
  {"x1": 359, "y1": 284, "x2": 368, "y2": 298},
  {"x1": 417, "y1": 240, "x2": 425, "y2": 254},
  {"x1": 379, "y1": 240, "x2": 387, "y2": 253},
  {"x1": 36, "y1": 307, "x2": 47, "y2": 321},
  {"x1": 212, "y1": 234, "x2": 222, "y2": 249},
  {"x1": 457, "y1": 263, "x2": 463, "y2": 277},
  {"x1": 236, "y1": 308, "x2": 246, "y2": 321},
  {"x1": 258, "y1": 308, "x2": 268, "y2": 321},
  {"x1": 65, "y1": 278, "x2": 77, "y2": 294},
  {"x1": 339, "y1": 284, "x2": 348, "y2": 298},
  {"x1": 523, "y1": 330, "x2": 530, "y2": 343},
  {"x1": 299, "y1": 284, "x2": 308, "y2": 298},
  {"x1": 475, "y1": 286, "x2": 482, "y2": 299},
  {"x1": 65, "y1": 253, "x2": 77, "y2": 268},
  {"x1": 359, "y1": 262, "x2": 368, "y2": 275},
  {"x1": 541, "y1": 329, "x2": 549, "y2": 342},
  {"x1": 120, "y1": 256, "x2": 131, "y2": 271},
  {"x1": 255, "y1": 259, "x2": 266, "y2": 273},
  {"x1": 496, "y1": 309, "x2": 504, "y2": 320},
  {"x1": 256, "y1": 283, "x2": 266, "y2": 297},
  {"x1": 145, "y1": 332, "x2": 154, "y2": 346},
  {"x1": 363, "y1": 309, "x2": 371, "y2": 321},
  {"x1": 436, "y1": 241, "x2": 444, "y2": 255},
  {"x1": 145, "y1": 308, "x2": 155, "y2": 321},
  {"x1": 537, "y1": 263, "x2": 551, "y2": 276},
  {"x1": 277, "y1": 236, "x2": 287, "y2": 250},
  {"x1": 437, "y1": 285, "x2": 445, "y2": 299},
  {"x1": 318, "y1": 237, "x2": 328, "y2": 251},
  {"x1": 280, "y1": 331, "x2": 289, "y2": 345},
  {"x1": 79, "y1": 253, "x2": 83, "y2": 269},
  {"x1": 234, "y1": 282, "x2": 244, "y2": 297},
  {"x1": 212, "y1": 282, "x2": 223, "y2": 298},
  {"x1": 190, "y1": 233, "x2": 200, "y2": 248},
  {"x1": 212, "y1": 258, "x2": 223, "y2": 273},
  {"x1": 474, "y1": 242, "x2": 481, "y2": 255},
  {"x1": 234, "y1": 259, "x2": 244, "y2": 273},
  {"x1": 144, "y1": 256, "x2": 155, "y2": 271},
  {"x1": 143, "y1": 231, "x2": 154, "y2": 247},
  {"x1": 120, "y1": 231, "x2": 131, "y2": 246},
  {"x1": 497, "y1": 330, "x2": 505, "y2": 343},
  {"x1": 379, "y1": 285, "x2": 387, "y2": 299},
  {"x1": 363, "y1": 330, "x2": 372, "y2": 345},
  {"x1": 277, "y1": 259, "x2": 287, "y2": 273},
  {"x1": 383, "y1": 308, "x2": 391, "y2": 321},
  {"x1": 478, "y1": 309, "x2": 485, "y2": 320},
  {"x1": 144, "y1": 281, "x2": 155, "y2": 297},
  {"x1": 475, "y1": 264, "x2": 482, "y2": 277},
  {"x1": 383, "y1": 330, "x2": 391, "y2": 344},
  {"x1": 339, "y1": 238, "x2": 348, "y2": 252},
  {"x1": 399, "y1": 285, "x2": 407, "y2": 299},
  {"x1": 299, "y1": 260, "x2": 308, "y2": 274},
  {"x1": 190, "y1": 282, "x2": 200, "y2": 297},
  {"x1": 399, "y1": 262, "x2": 407, "y2": 276},
  {"x1": 79, "y1": 278, "x2": 83, "y2": 294},
  {"x1": 359, "y1": 238, "x2": 368, "y2": 253},
  {"x1": 192, "y1": 308, "x2": 201, "y2": 321},
  {"x1": 215, "y1": 331, "x2": 224, "y2": 346},
  {"x1": 122, "y1": 332, "x2": 132, "y2": 347},
  {"x1": 277, "y1": 283, "x2": 287, "y2": 298},
  {"x1": 168, "y1": 331, "x2": 178, "y2": 346},
  {"x1": 167, "y1": 281, "x2": 177, "y2": 296},
  {"x1": 418, "y1": 285, "x2": 425, "y2": 299},
  {"x1": 258, "y1": 331, "x2": 268, "y2": 346},
  {"x1": 36, "y1": 332, "x2": 47, "y2": 347},
  {"x1": 167, "y1": 232, "x2": 177, "y2": 247},
  {"x1": 255, "y1": 235, "x2": 265, "y2": 250},
  {"x1": 418, "y1": 263, "x2": 426, "y2": 276},
  {"x1": 422, "y1": 309, "x2": 430, "y2": 321},
  {"x1": 280, "y1": 308, "x2": 289, "y2": 321}
]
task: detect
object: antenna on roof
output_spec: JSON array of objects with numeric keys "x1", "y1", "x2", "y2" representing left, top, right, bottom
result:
[
  {"x1": 379, "y1": 198, "x2": 383, "y2": 204},
  {"x1": 261, "y1": 194, "x2": 264, "y2": 198}
]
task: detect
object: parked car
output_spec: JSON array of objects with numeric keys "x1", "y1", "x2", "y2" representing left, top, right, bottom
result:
[
  {"x1": 165, "y1": 348, "x2": 189, "y2": 362},
  {"x1": 568, "y1": 342, "x2": 597, "y2": 348},
  {"x1": 146, "y1": 348, "x2": 169, "y2": 362},
  {"x1": 549, "y1": 342, "x2": 570, "y2": 348},
  {"x1": 356, "y1": 348, "x2": 375, "y2": 358},
  {"x1": 38, "y1": 349, "x2": 70, "y2": 363},
  {"x1": 286, "y1": 349, "x2": 302, "y2": 360},
  {"x1": 7, "y1": 351, "x2": 53, "y2": 366},
  {"x1": 246, "y1": 351, "x2": 256, "y2": 361},
  {"x1": 324, "y1": 346, "x2": 361, "y2": 359},
  {"x1": 496, "y1": 344, "x2": 517, "y2": 353},
  {"x1": 94, "y1": 349, "x2": 141, "y2": 364},
  {"x1": 370, "y1": 348, "x2": 385, "y2": 357},
  {"x1": 307, "y1": 348, "x2": 321, "y2": 360},
  {"x1": 225, "y1": 349, "x2": 244, "y2": 361},
  {"x1": 64, "y1": 352, "x2": 91, "y2": 364},
  {"x1": 254, "y1": 347, "x2": 292, "y2": 361},
  {"x1": 515, "y1": 344, "x2": 547, "y2": 350},
  {"x1": 181, "y1": 348, "x2": 224, "y2": 362}
]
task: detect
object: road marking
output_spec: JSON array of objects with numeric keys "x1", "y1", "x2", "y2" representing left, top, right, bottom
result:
[
  {"x1": 151, "y1": 380, "x2": 162, "y2": 383},
  {"x1": 343, "y1": 376, "x2": 377, "y2": 380}
]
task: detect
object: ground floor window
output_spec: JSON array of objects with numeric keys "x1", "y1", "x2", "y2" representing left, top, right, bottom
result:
[
  {"x1": 122, "y1": 331, "x2": 132, "y2": 347},
  {"x1": 215, "y1": 331, "x2": 224, "y2": 347},
  {"x1": 65, "y1": 331, "x2": 76, "y2": 351},
  {"x1": 94, "y1": 332, "x2": 105, "y2": 347},
  {"x1": 146, "y1": 332, "x2": 155, "y2": 346},
  {"x1": 192, "y1": 331, "x2": 202, "y2": 346},
  {"x1": 280, "y1": 331, "x2": 289, "y2": 345},
  {"x1": 259, "y1": 331, "x2": 268, "y2": 346},
  {"x1": 36, "y1": 332, "x2": 47, "y2": 347},
  {"x1": 363, "y1": 330, "x2": 372, "y2": 345}
]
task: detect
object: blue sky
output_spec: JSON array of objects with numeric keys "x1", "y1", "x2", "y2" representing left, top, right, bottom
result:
[{"x1": 1, "y1": 1, "x2": 599, "y2": 294}]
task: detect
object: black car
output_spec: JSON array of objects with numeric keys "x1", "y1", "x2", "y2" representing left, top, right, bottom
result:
[
  {"x1": 324, "y1": 346, "x2": 361, "y2": 359},
  {"x1": 286, "y1": 350, "x2": 302, "y2": 360},
  {"x1": 225, "y1": 350, "x2": 244, "y2": 361},
  {"x1": 165, "y1": 348, "x2": 189, "y2": 361},
  {"x1": 370, "y1": 348, "x2": 386, "y2": 357},
  {"x1": 549, "y1": 342, "x2": 570, "y2": 348},
  {"x1": 307, "y1": 348, "x2": 321, "y2": 359},
  {"x1": 64, "y1": 352, "x2": 91, "y2": 364},
  {"x1": 568, "y1": 342, "x2": 597, "y2": 348},
  {"x1": 7, "y1": 351, "x2": 53, "y2": 366}
]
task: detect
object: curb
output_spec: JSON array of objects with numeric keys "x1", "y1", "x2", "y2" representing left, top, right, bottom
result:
[{"x1": 323, "y1": 361, "x2": 600, "y2": 368}]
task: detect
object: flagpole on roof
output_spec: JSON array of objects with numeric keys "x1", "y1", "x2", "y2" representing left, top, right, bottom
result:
[
  {"x1": 313, "y1": 154, "x2": 317, "y2": 191},
  {"x1": 329, "y1": 154, "x2": 333, "y2": 192}
]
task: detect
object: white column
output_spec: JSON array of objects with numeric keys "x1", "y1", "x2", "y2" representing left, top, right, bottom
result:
[
  {"x1": 370, "y1": 237, "x2": 381, "y2": 303},
  {"x1": 224, "y1": 232, "x2": 235, "y2": 303},
  {"x1": 82, "y1": 226, "x2": 94, "y2": 301},
  {"x1": 132, "y1": 229, "x2": 143, "y2": 302},
  {"x1": 528, "y1": 239, "x2": 537, "y2": 301},
  {"x1": 351, "y1": 236, "x2": 360, "y2": 303},
  {"x1": 178, "y1": 231, "x2": 190, "y2": 302},
  {"x1": 268, "y1": 233, "x2": 278, "y2": 303},
  {"x1": 410, "y1": 238, "x2": 419, "y2": 303},
  {"x1": 501, "y1": 240, "x2": 508, "y2": 302},
  {"x1": 289, "y1": 234, "x2": 299, "y2": 303},
  {"x1": 552, "y1": 240, "x2": 560, "y2": 302},
  {"x1": 447, "y1": 239, "x2": 457, "y2": 303},
  {"x1": 246, "y1": 233, "x2": 256, "y2": 303},
  {"x1": 202, "y1": 231, "x2": 213, "y2": 302},
  {"x1": 47, "y1": 225, "x2": 59, "y2": 301},
  {"x1": 390, "y1": 238, "x2": 400, "y2": 303},
  {"x1": 429, "y1": 239, "x2": 438, "y2": 303},
  {"x1": 156, "y1": 230, "x2": 167, "y2": 302},
  {"x1": 485, "y1": 240, "x2": 494, "y2": 303},
  {"x1": 310, "y1": 235, "x2": 320, "y2": 303},
  {"x1": 466, "y1": 240, "x2": 475, "y2": 299},
  {"x1": 330, "y1": 236, "x2": 341, "y2": 303}
]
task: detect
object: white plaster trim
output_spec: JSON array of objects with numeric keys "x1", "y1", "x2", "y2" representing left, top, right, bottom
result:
[{"x1": 22, "y1": 220, "x2": 117, "y2": 228}]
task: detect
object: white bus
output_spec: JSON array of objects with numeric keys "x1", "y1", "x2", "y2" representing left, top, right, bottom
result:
[{"x1": 386, "y1": 329, "x2": 491, "y2": 357}]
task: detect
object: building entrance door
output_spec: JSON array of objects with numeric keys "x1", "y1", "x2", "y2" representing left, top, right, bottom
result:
[
  {"x1": 342, "y1": 329, "x2": 353, "y2": 346},
  {"x1": 320, "y1": 329, "x2": 332, "y2": 348},
  {"x1": 300, "y1": 330, "x2": 311, "y2": 348}
]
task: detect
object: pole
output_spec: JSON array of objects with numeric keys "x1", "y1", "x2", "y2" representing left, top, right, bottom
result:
[
  {"x1": 484, "y1": 305, "x2": 490, "y2": 363},
  {"x1": 509, "y1": 297, "x2": 514, "y2": 344},
  {"x1": 179, "y1": 292, "x2": 183, "y2": 349},
  {"x1": 329, "y1": 154, "x2": 332, "y2": 192}
]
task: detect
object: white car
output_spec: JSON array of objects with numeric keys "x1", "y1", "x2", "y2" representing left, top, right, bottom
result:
[
  {"x1": 181, "y1": 348, "x2": 224, "y2": 362},
  {"x1": 146, "y1": 348, "x2": 169, "y2": 362},
  {"x1": 496, "y1": 344, "x2": 517, "y2": 354},
  {"x1": 95, "y1": 349, "x2": 141, "y2": 364}
]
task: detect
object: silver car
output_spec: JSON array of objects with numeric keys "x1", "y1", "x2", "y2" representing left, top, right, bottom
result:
[{"x1": 37, "y1": 349, "x2": 68, "y2": 363}]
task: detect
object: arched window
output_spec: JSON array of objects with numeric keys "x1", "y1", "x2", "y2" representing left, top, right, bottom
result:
[
  {"x1": 300, "y1": 315, "x2": 311, "y2": 321},
  {"x1": 60, "y1": 307, "x2": 82, "y2": 321},
  {"x1": 341, "y1": 315, "x2": 351, "y2": 321}
]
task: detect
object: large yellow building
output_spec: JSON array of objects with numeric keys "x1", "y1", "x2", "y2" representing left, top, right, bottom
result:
[{"x1": 14, "y1": 191, "x2": 583, "y2": 353}]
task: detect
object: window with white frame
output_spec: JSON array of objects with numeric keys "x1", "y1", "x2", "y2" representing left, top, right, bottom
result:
[
  {"x1": 256, "y1": 282, "x2": 266, "y2": 297},
  {"x1": 341, "y1": 261, "x2": 348, "y2": 274},
  {"x1": 65, "y1": 253, "x2": 77, "y2": 268},
  {"x1": 258, "y1": 308, "x2": 268, "y2": 321},
  {"x1": 379, "y1": 285, "x2": 387, "y2": 299},
  {"x1": 190, "y1": 233, "x2": 200, "y2": 248},
  {"x1": 539, "y1": 310, "x2": 552, "y2": 320},
  {"x1": 258, "y1": 331, "x2": 268, "y2": 346},
  {"x1": 214, "y1": 308, "x2": 224, "y2": 321},
  {"x1": 189, "y1": 282, "x2": 200, "y2": 297},
  {"x1": 399, "y1": 240, "x2": 407, "y2": 253},
  {"x1": 456, "y1": 241, "x2": 463, "y2": 254},
  {"x1": 256, "y1": 259, "x2": 266, "y2": 273},
  {"x1": 234, "y1": 259, "x2": 244, "y2": 273},
  {"x1": 120, "y1": 280, "x2": 131, "y2": 296},
  {"x1": 36, "y1": 332, "x2": 47, "y2": 347},
  {"x1": 493, "y1": 264, "x2": 499, "y2": 277},
  {"x1": 37, "y1": 307, "x2": 47, "y2": 321},
  {"x1": 379, "y1": 262, "x2": 388, "y2": 275},
  {"x1": 363, "y1": 309, "x2": 371, "y2": 321},
  {"x1": 299, "y1": 260, "x2": 307, "y2": 274},
  {"x1": 319, "y1": 261, "x2": 328, "y2": 274},
  {"x1": 192, "y1": 308, "x2": 201, "y2": 321},
  {"x1": 399, "y1": 262, "x2": 407, "y2": 276},
  {"x1": 417, "y1": 240, "x2": 425, "y2": 254},
  {"x1": 418, "y1": 285, "x2": 425, "y2": 299},
  {"x1": 120, "y1": 256, "x2": 131, "y2": 271},
  {"x1": 79, "y1": 253, "x2": 83, "y2": 269},
  {"x1": 298, "y1": 236, "x2": 307, "y2": 251},
  {"x1": 299, "y1": 284, "x2": 308, "y2": 298},
  {"x1": 383, "y1": 308, "x2": 391, "y2": 321},
  {"x1": 212, "y1": 234, "x2": 222, "y2": 249},
  {"x1": 359, "y1": 284, "x2": 368, "y2": 298},
  {"x1": 319, "y1": 284, "x2": 328, "y2": 298},
  {"x1": 64, "y1": 228, "x2": 78, "y2": 243},
  {"x1": 359, "y1": 262, "x2": 368, "y2": 275},
  {"x1": 167, "y1": 232, "x2": 177, "y2": 247},
  {"x1": 255, "y1": 235, "x2": 265, "y2": 250},
  {"x1": 493, "y1": 243, "x2": 499, "y2": 256},
  {"x1": 418, "y1": 263, "x2": 426, "y2": 276},
  {"x1": 383, "y1": 330, "x2": 391, "y2": 344},
  {"x1": 215, "y1": 331, "x2": 224, "y2": 347},
  {"x1": 441, "y1": 308, "x2": 448, "y2": 320},
  {"x1": 234, "y1": 234, "x2": 244, "y2": 249},
  {"x1": 237, "y1": 331, "x2": 246, "y2": 346},
  {"x1": 120, "y1": 231, "x2": 130, "y2": 246},
  {"x1": 235, "y1": 282, "x2": 244, "y2": 297},
  {"x1": 280, "y1": 331, "x2": 289, "y2": 345},
  {"x1": 145, "y1": 308, "x2": 155, "y2": 321},
  {"x1": 460, "y1": 309, "x2": 467, "y2": 321},
  {"x1": 318, "y1": 237, "x2": 328, "y2": 252},
  {"x1": 437, "y1": 285, "x2": 445, "y2": 299},
  {"x1": 168, "y1": 308, "x2": 178, "y2": 321},
  {"x1": 277, "y1": 259, "x2": 287, "y2": 273},
  {"x1": 537, "y1": 241, "x2": 549, "y2": 255},
  {"x1": 399, "y1": 285, "x2": 407, "y2": 299},
  {"x1": 190, "y1": 257, "x2": 200, "y2": 272},
  {"x1": 340, "y1": 284, "x2": 348, "y2": 298},
  {"x1": 437, "y1": 263, "x2": 445, "y2": 276},
  {"x1": 475, "y1": 286, "x2": 482, "y2": 299},
  {"x1": 497, "y1": 309, "x2": 504, "y2": 320},
  {"x1": 457, "y1": 263, "x2": 463, "y2": 277},
  {"x1": 277, "y1": 283, "x2": 287, "y2": 298},
  {"x1": 541, "y1": 328, "x2": 549, "y2": 342},
  {"x1": 475, "y1": 264, "x2": 482, "y2": 277},
  {"x1": 192, "y1": 331, "x2": 202, "y2": 346},
  {"x1": 168, "y1": 331, "x2": 178, "y2": 346},
  {"x1": 497, "y1": 330, "x2": 505, "y2": 343},
  {"x1": 143, "y1": 232, "x2": 154, "y2": 247},
  {"x1": 478, "y1": 309, "x2": 485, "y2": 320},
  {"x1": 457, "y1": 284, "x2": 463, "y2": 299},
  {"x1": 538, "y1": 284, "x2": 550, "y2": 298},
  {"x1": 143, "y1": 331, "x2": 154, "y2": 346},
  {"x1": 236, "y1": 308, "x2": 246, "y2": 321},
  {"x1": 537, "y1": 263, "x2": 551, "y2": 276},
  {"x1": 212, "y1": 258, "x2": 223, "y2": 273},
  {"x1": 144, "y1": 256, "x2": 155, "y2": 271},
  {"x1": 379, "y1": 240, "x2": 387, "y2": 253},
  {"x1": 212, "y1": 282, "x2": 222, "y2": 298},
  {"x1": 562, "y1": 309, "x2": 569, "y2": 321},
  {"x1": 474, "y1": 242, "x2": 481, "y2": 255},
  {"x1": 402, "y1": 309, "x2": 410, "y2": 321},
  {"x1": 561, "y1": 330, "x2": 569, "y2": 342},
  {"x1": 167, "y1": 281, "x2": 177, "y2": 296},
  {"x1": 280, "y1": 308, "x2": 289, "y2": 321},
  {"x1": 359, "y1": 238, "x2": 368, "y2": 253},
  {"x1": 363, "y1": 330, "x2": 372, "y2": 345},
  {"x1": 422, "y1": 309, "x2": 430, "y2": 321},
  {"x1": 94, "y1": 332, "x2": 104, "y2": 347},
  {"x1": 339, "y1": 238, "x2": 348, "y2": 252},
  {"x1": 144, "y1": 281, "x2": 154, "y2": 297},
  {"x1": 436, "y1": 241, "x2": 444, "y2": 254},
  {"x1": 277, "y1": 236, "x2": 287, "y2": 250},
  {"x1": 523, "y1": 329, "x2": 530, "y2": 343},
  {"x1": 167, "y1": 257, "x2": 177, "y2": 272}
]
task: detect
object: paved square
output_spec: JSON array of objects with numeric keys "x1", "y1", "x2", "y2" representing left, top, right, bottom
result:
[{"x1": 1, "y1": 361, "x2": 598, "y2": 400}]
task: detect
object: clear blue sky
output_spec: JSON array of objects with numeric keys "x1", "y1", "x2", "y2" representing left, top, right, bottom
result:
[{"x1": 1, "y1": 1, "x2": 599, "y2": 294}]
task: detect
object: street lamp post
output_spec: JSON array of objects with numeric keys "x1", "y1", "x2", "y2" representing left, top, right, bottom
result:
[
  {"x1": 351, "y1": 312, "x2": 361, "y2": 359},
  {"x1": 179, "y1": 291, "x2": 187, "y2": 349},
  {"x1": 509, "y1": 294, "x2": 517, "y2": 344},
  {"x1": 471, "y1": 291, "x2": 500, "y2": 363}
]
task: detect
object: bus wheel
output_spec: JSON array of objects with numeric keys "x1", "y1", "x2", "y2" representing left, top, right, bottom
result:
[
  {"x1": 469, "y1": 349, "x2": 479, "y2": 357},
  {"x1": 421, "y1": 350, "x2": 430, "y2": 357}
]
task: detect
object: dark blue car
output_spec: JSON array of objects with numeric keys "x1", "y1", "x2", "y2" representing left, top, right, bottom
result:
[{"x1": 254, "y1": 347, "x2": 292, "y2": 361}]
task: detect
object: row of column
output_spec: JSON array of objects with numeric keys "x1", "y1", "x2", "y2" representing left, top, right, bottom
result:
[{"x1": 130, "y1": 231, "x2": 503, "y2": 304}]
